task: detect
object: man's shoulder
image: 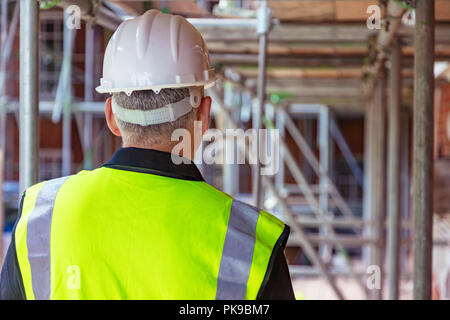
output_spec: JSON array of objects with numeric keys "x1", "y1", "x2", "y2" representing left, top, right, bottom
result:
[
  {"x1": 188, "y1": 180, "x2": 231, "y2": 199},
  {"x1": 22, "y1": 169, "x2": 102, "y2": 200},
  {"x1": 229, "y1": 198, "x2": 285, "y2": 226}
]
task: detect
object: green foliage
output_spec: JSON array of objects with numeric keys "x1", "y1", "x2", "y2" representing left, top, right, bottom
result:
[
  {"x1": 39, "y1": 0, "x2": 61, "y2": 10},
  {"x1": 263, "y1": 116, "x2": 275, "y2": 130},
  {"x1": 393, "y1": 0, "x2": 415, "y2": 10},
  {"x1": 269, "y1": 92, "x2": 294, "y2": 104}
]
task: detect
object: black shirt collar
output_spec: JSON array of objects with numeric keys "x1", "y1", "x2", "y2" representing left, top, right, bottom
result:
[{"x1": 103, "y1": 147, "x2": 204, "y2": 181}]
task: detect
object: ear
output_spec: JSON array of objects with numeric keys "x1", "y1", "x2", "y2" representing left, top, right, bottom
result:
[
  {"x1": 196, "y1": 96, "x2": 211, "y2": 135},
  {"x1": 105, "y1": 97, "x2": 122, "y2": 137}
]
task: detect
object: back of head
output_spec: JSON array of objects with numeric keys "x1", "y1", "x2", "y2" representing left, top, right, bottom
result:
[
  {"x1": 113, "y1": 87, "x2": 194, "y2": 145},
  {"x1": 96, "y1": 9, "x2": 215, "y2": 147}
]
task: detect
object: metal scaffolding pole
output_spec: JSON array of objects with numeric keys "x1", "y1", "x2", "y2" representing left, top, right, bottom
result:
[
  {"x1": 302, "y1": 119, "x2": 314, "y2": 183},
  {"x1": 387, "y1": 38, "x2": 402, "y2": 300},
  {"x1": 363, "y1": 96, "x2": 374, "y2": 270},
  {"x1": 400, "y1": 107, "x2": 411, "y2": 278},
  {"x1": 62, "y1": 11, "x2": 74, "y2": 177},
  {"x1": 252, "y1": 2, "x2": 270, "y2": 208},
  {"x1": 318, "y1": 107, "x2": 331, "y2": 262},
  {"x1": 0, "y1": 0, "x2": 7, "y2": 153},
  {"x1": 413, "y1": 0, "x2": 435, "y2": 300},
  {"x1": 0, "y1": 0, "x2": 8, "y2": 264},
  {"x1": 83, "y1": 25, "x2": 94, "y2": 170},
  {"x1": 370, "y1": 74, "x2": 387, "y2": 300},
  {"x1": 223, "y1": 84, "x2": 238, "y2": 196},
  {"x1": 19, "y1": 0, "x2": 39, "y2": 194},
  {"x1": 275, "y1": 110, "x2": 285, "y2": 191}
]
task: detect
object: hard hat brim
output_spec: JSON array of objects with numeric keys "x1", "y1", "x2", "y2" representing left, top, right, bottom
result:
[{"x1": 95, "y1": 79, "x2": 216, "y2": 95}]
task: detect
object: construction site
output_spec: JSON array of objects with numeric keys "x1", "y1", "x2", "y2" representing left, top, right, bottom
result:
[{"x1": 0, "y1": 0, "x2": 449, "y2": 300}]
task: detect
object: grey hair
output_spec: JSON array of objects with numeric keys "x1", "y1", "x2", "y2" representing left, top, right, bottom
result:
[{"x1": 112, "y1": 87, "x2": 198, "y2": 145}]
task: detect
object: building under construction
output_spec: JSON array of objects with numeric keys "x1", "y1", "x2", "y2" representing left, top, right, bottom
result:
[{"x1": 1, "y1": 0, "x2": 450, "y2": 300}]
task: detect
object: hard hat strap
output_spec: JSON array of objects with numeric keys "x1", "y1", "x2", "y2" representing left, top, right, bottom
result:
[{"x1": 111, "y1": 95, "x2": 194, "y2": 126}]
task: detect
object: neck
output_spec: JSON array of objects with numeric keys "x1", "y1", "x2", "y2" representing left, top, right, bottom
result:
[{"x1": 122, "y1": 141, "x2": 194, "y2": 160}]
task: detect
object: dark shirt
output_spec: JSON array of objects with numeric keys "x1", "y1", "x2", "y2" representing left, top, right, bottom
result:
[{"x1": 0, "y1": 147, "x2": 295, "y2": 300}]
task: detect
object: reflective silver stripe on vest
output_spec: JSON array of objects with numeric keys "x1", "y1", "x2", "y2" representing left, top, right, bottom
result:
[
  {"x1": 27, "y1": 176, "x2": 69, "y2": 300},
  {"x1": 216, "y1": 200, "x2": 259, "y2": 300}
]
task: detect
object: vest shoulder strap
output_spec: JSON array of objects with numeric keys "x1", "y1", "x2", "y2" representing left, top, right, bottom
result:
[
  {"x1": 216, "y1": 199, "x2": 287, "y2": 300},
  {"x1": 15, "y1": 176, "x2": 70, "y2": 300}
]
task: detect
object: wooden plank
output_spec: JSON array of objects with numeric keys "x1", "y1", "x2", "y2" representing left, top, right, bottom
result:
[
  {"x1": 398, "y1": 23, "x2": 450, "y2": 45},
  {"x1": 206, "y1": 43, "x2": 368, "y2": 56},
  {"x1": 210, "y1": 53, "x2": 367, "y2": 67},
  {"x1": 267, "y1": 0, "x2": 335, "y2": 21},
  {"x1": 114, "y1": 0, "x2": 450, "y2": 22},
  {"x1": 236, "y1": 67, "x2": 363, "y2": 79},
  {"x1": 233, "y1": 67, "x2": 414, "y2": 79},
  {"x1": 403, "y1": 45, "x2": 450, "y2": 58},
  {"x1": 436, "y1": 0, "x2": 450, "y2": 22},
  {"x1": 335, "y1": 0, "x2": 379, "y2": 21},
  {"x1": 194, "y1": 23, "x2": 376, "y2": 43},
  {"x1": 206, "y1": 42, "x2": 450, "y2": 60}
]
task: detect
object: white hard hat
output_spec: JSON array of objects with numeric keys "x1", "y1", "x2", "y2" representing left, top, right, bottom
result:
[{"x1": 96, "y1": 9, "x2": 216, "y2": 95}]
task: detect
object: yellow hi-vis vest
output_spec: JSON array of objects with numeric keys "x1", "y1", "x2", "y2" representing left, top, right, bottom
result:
[{"x1": 14, "y1": 167, "x2": 288, "y2": 300}]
